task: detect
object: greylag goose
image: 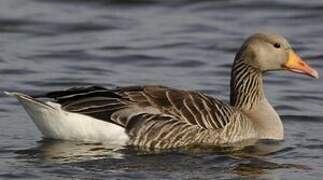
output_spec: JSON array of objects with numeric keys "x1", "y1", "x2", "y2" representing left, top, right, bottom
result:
[{"x1": 6, "y1": 32, "x2": 319, "y2": 149}]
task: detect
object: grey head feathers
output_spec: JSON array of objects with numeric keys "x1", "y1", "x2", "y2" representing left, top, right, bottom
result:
[{"x1": 235, "y1": 32, "x2": 291, "y2": 71}]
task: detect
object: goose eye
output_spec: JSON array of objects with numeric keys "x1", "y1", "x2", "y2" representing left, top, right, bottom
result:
[{"x1": 274, "y1": 43, "x2": 281, "y2": 48}]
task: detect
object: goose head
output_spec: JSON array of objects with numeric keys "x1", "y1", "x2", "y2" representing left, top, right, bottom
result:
[{"x1": 235, "y1": 32, "x2": 319, "y2": 79}]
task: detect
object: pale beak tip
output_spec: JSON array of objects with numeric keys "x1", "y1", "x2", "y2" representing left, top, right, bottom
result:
[{"x1": 312, "y1": 70, "x2": 319, "y2": 79}]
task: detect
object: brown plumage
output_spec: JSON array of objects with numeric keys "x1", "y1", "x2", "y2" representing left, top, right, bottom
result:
[
  {"x1": 8, "y1": 32, "x2": 319, "y2": 149},
  {"x1": 40, "y1": 85, "x2": 251, "y2": 149}
]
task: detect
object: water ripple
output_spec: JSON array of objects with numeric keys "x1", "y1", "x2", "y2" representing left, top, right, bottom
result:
[
  {"x1": 1, "y1": 0, "x2": 323, "y2": 179},
  {"x1": 281, "y1": 115, "x2": 323, "y2": 123}
]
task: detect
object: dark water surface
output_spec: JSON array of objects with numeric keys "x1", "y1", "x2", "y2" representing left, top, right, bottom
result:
[{"x1": 1, "y1": 0, "x2": 323, "y2": 179}]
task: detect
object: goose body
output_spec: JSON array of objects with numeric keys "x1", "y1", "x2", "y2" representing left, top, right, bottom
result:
[{"x1": 7, "y1": 32, "x2": 319, "y2": 149}]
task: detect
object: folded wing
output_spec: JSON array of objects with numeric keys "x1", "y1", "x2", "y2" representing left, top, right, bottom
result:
[{"x1": 39, "y1": 85, "x2": 234, "y2": 129}]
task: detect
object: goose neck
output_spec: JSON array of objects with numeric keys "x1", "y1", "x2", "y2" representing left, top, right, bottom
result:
[{"x1": 230, "y1": 61, "x2": 264, "y2": 110}]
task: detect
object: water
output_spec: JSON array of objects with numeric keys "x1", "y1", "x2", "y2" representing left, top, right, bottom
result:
[{"x1": 0, "y1": 0, "x2": 323, "y2": 179}]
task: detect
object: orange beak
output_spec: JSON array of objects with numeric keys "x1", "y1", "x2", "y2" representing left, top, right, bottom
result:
[{"x1": 282, "y1": 49, "x2": 319, "y2": 79}]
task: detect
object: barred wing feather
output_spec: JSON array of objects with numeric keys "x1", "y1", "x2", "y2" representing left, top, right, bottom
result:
[{"x1": 40, "y1": 85, "x2": 236, "y2": 131}]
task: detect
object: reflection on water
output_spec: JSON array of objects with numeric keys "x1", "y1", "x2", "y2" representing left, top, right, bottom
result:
[
  {"x1": 1, "y1": 0, "x2": 323, "y2": 179},
  {"x1": 231, "y1": 158, "x2": 310, "y2": 177},
  {"x1": 13, "y1": 139, "x2": 310, "y2": 179},
  {"x1": 15, "y1": 140, "x2": 125, "y2": 164}
]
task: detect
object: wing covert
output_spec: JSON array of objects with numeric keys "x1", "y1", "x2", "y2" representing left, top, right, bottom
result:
[{"x1": 39, "y1": 85, "x2": 236, "y2": 130}]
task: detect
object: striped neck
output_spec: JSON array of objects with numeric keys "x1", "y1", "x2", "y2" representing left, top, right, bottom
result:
[{"x1": 230, "y1": 61, "x2": 264, "y2": 111}]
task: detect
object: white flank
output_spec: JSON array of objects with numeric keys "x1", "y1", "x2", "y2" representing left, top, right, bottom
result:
[{"x1": 5, "y1": 92, "x2": 129, "y2": 146}]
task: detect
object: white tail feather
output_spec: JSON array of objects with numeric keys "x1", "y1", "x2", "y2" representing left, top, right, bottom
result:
[{"x1": 6, "y1": 91, "x2": 129, "y2": 146}]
